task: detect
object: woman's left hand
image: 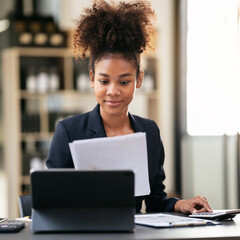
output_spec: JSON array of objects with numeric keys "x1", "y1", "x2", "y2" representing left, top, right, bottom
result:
[{"x1": 174, "y1": 196, "x2": 212, "y2": 214}]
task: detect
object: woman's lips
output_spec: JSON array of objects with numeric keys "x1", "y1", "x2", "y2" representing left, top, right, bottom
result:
[{"x1": 105, "y1": 100, "x2": 123, "y2": 106}]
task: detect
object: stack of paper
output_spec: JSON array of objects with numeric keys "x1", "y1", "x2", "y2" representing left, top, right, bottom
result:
[{"x1": 69, "y1": 132, "x2": 150, "y2": 196}]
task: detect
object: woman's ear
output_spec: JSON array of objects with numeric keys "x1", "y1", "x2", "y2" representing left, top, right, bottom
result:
[
  {"x1": 136, "y1": 70, "x2": 144, "y2": 89},
  {"x1": 89, "y1": 70, "x2": 94, "y2": 88}
]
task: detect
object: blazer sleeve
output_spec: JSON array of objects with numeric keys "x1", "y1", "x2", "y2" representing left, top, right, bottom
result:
[
  {"x1": 46, "y1": 121, "x2": 74, "y2": 168},
  {"x1": 145, "y1": 121, "x2": 179, "y2": 212}
]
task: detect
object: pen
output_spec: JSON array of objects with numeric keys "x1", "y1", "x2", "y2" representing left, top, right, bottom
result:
[{"x1": 173, "y1": 221, "x2": 207, "y2": 227}]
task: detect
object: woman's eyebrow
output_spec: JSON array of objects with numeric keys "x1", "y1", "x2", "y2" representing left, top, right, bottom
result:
[
  {"x1": 98, "y1": 73, "x2": 109, "y2": 77},
  {"x1": 98, "y1": 73, "x2": 133, "y2": 78},
  {"x1": 119, "y1": 73, "x2": 133, "y2": 78}
]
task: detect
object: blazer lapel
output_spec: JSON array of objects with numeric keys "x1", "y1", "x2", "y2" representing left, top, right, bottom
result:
[
  {"x1": 88, "y1": 104, "x2": 107, "y2": 138},
  {"x1": 88, "y1": 106, "x2": 143, "y2": 137},
  {"x1": 128, "y1": 113, "x2": 143, "y2": 133}
]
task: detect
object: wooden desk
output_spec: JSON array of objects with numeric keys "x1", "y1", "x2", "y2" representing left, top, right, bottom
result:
[{"x1": 1, "y1": 215, "x2": 240, "y2": 240}]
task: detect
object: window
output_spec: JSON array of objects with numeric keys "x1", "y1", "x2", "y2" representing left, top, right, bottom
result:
[{"x1": 187, "y1": 0, "x2": 240, "y2": 135}]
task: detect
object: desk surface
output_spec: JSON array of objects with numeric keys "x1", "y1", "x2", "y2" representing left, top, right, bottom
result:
[{"x1": 2, "y1": 215, "x2": 240, "y2": 240}]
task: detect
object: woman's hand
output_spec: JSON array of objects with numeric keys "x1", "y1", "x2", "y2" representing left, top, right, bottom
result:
[{"x1": 174, "y1": 196, "x2": 212, "y2": 214}]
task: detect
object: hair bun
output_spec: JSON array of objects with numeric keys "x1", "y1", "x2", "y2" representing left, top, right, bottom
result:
[{"x1": 73, "y1": 0, "x2": 156, "y2": 60}]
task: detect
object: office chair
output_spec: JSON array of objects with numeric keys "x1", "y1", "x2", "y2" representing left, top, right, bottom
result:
[{"x1": 18, "y1": 195, "x2": 32, "y2": 218}]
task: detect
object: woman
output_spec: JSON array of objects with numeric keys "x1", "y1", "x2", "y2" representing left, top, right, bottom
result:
[{"x1": 46, "y1": 0, "x2": 212, "y2": 214}]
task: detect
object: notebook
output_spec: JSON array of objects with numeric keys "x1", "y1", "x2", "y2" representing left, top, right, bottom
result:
[{"x1": 31, "y1": 169, "x2": 135, "y2": 233}]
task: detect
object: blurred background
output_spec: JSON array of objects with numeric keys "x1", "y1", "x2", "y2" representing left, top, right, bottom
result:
[{"x1": 0, "y1": 0, "x2": 239, "y2": 219}]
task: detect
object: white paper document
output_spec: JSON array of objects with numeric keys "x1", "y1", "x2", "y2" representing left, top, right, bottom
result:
[
  {"x1": 69, "y1": 132, "x2": 150, "y2": 196},
  {"x1": 135, "y1": 213, "x2": 217, "y2": 228}
]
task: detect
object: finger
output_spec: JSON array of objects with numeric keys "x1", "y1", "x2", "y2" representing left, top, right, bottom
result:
[
  {"x1": 195, "y1": 196, "x2": 207, "y2": 203},
  {"x1": 193, "y1": 199, "x2": 212, "y2": 212},
  {"x1": 189, "y1": 201, "x2": 202, "y2": 214},
  {"x1": 190, "y1": 206, "x2": 201, "y2": 214},
  {"x1": 202, "y1": 198, "x2": 212, "y2": 212},
  {"x1": 193, "y1": 207, "x2": 208, "y2": 213},
  {"x1": 200, "y1": 199, "x2": 212, "y2": 212},
  {"x1": 191, "y1": 201, "x2": 209, "y2": 213}
]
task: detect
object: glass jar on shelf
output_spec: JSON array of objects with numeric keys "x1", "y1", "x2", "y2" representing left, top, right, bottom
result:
[
  {"x1": 36, "y1": 66, "x2": 49, "y2": 93},
  {"x1": 26, "y1": 66, "x2": 37, "y2": 93}
]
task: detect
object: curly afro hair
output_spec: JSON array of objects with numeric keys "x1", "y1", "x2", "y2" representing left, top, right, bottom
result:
[{"x1": 73, "y1": 0, "x2": 156, "y2": 75}]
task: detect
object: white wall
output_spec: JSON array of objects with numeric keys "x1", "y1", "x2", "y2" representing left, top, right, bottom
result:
[
  {"x1": 181, "y1": 136, "x2": 238, "y2": 209},
  {"x1": 59, "y1": 0, "x2": 91, "y2": 30}
]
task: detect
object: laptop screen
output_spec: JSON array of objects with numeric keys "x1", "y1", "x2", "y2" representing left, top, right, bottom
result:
[{"x1": 31, "y1": 169, "x2": 135, "y2": 209}]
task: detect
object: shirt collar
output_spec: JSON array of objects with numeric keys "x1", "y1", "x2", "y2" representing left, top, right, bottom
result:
[{"x1": 88, "y1": 104, "x2": 142, "y2": 136}]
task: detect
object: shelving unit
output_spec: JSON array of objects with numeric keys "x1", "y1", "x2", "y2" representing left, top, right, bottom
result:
[{"x1": 2, "y1": 47, "x2": 159, "y2": 219}]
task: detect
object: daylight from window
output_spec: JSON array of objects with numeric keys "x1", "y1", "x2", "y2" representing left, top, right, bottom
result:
[{"x1": 187, "y1": 0, "x2": 240, "y2": 135}]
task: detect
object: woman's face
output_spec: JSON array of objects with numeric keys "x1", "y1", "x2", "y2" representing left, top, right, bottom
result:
[{"x1": 90, "y1": 54, "x2": 143, "y2": 118}]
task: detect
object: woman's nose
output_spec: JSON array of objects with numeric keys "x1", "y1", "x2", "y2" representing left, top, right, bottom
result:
[{"x1": 107, "y1": 83, "x2": 120, "y2": 95}]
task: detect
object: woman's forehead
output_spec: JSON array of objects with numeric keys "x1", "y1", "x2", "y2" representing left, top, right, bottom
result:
[{"x1": 95, "y1": 53, "x2": 137, "y2": 70}]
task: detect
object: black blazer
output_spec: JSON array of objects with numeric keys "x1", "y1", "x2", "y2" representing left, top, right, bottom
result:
[{"x1": 46, "y1": 104, "x2": 178, "y2": 213}]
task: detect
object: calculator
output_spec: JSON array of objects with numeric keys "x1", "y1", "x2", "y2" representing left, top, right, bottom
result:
[
  {"x1": 0, "y1": 222, "x2": 25, "y2": 233},
  {"x1": 189, "y1": 209, "x2": 240, "y2": 220}
]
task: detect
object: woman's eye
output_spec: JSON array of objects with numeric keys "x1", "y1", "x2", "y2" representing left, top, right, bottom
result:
[
  {"x1": 99, "y1": 80, "x2": 108, "y2": 84},
  {"x1": 120, "y1": 81, "x2": 129, "y2": 86}
]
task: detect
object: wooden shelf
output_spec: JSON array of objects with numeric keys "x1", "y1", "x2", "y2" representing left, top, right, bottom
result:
[
  {"x1": 7, "y1": 47, "x2": 73, "y2": 57},
  {"x1": 19, "y1": 90, "x2": 95, "y2": 99},
  {"x1": 21, "y1": 132, "x2": 54, "y2": 141}
]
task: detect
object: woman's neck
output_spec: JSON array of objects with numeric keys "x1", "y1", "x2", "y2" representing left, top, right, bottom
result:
[{"x1": 100, "y1": 109, "x2": 134, "y2": 137}]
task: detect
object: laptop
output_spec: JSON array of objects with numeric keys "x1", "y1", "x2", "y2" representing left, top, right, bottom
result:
[{"x1": 30, "y1": 169, "x2": 135, "y2": 233}]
